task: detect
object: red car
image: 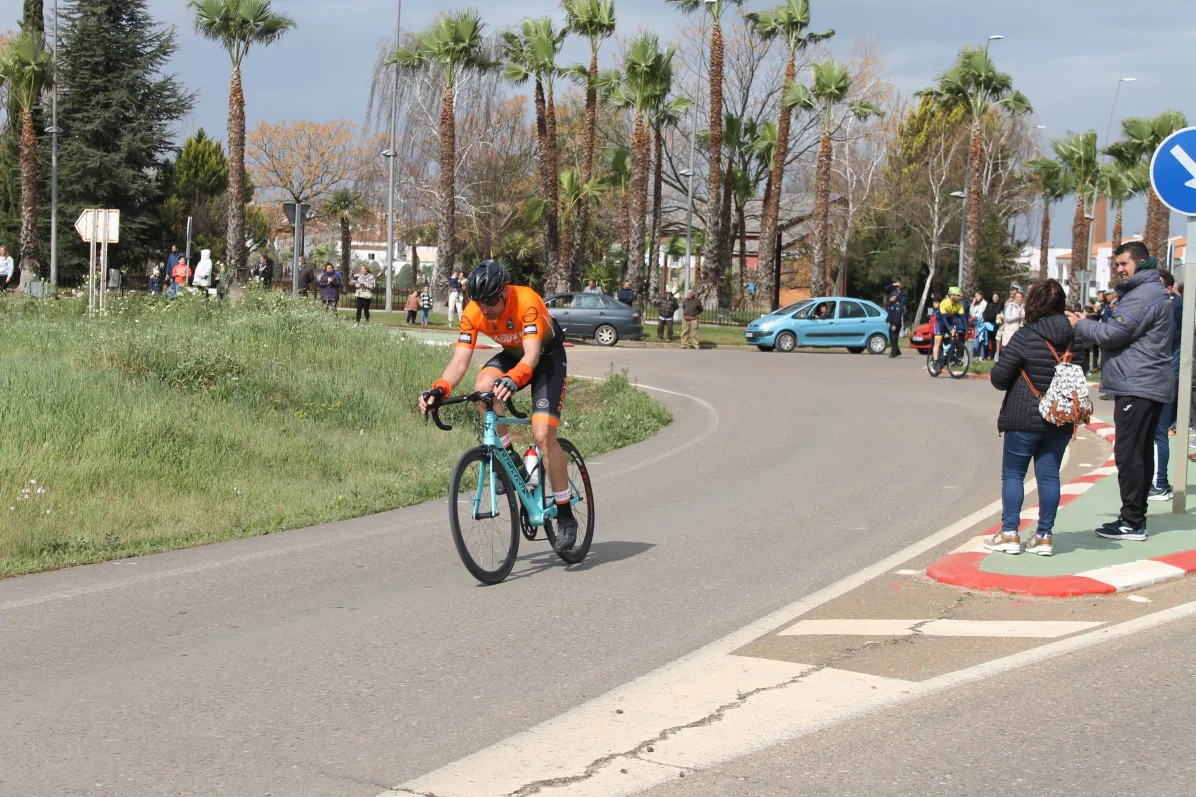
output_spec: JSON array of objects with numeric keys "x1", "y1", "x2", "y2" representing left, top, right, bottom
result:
[{"x1": 908, "y1": 319, "x2": 974, "y2": 354}]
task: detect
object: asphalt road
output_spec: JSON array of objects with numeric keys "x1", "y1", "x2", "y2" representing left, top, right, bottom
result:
[{"x1": 0, "y1": 346, "x2": 1074, "y2": 796}]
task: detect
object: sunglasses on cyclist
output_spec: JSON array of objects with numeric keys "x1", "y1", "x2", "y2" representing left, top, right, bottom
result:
[{"x1": 478, "y1": 292, "x2": 504, "y2": 308}]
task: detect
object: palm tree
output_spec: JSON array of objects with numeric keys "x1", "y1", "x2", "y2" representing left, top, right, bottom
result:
[
  {"x1": 601, "y1": 147, "x2": 633, "y2": 270},
  {"x1": 747, "y1": 0, "x2": 832, "y2": 305},
  {"x1": 0, "y1": 32, "x2": 52, "y2": 289},
  {"x1": 1101, "y1": 140, "x2": 1149, "y2": 250},
  {"x1": 646, "y1": 83, "x2": 691, "y2": 299},
  {"x1": 1052, "y1": 131, "x2": 1099, "y2": 299},
  {"x1": 1110, "y1": 112, "x2": 1187, "y2": 258},
  {"x1": 390, "y1": 10, "x2": 495, "y2": 293},
  {"x1": 918, "y1": 46, "x2": 1030, "y2": 295},
  {"x1": 502, "y1": 17, "x2": 567, "y2": 289},
  {"x1": 786, "y1": 58, "x2": 882, "y2": 296},
  {"x1": 1025, "y1": 158, "x2": 1068, "y2": 281},
  {"x1": 322, "y1": 189, "x2": 368, "y2": 277},
  {"x1": 561, "y1": 0, "x2": 616, "y2": 283},
  {"x1": 666, "y1": 0, "x2": 744, "y2": 300},
  {"x1": 189, "y1": 0, "x2": 295, "y2": 280},
  {"x1": 559, "y1": 167, "x2": 604, "y2": 289},
  {"x1": 604, "y1": 34, "x2": 675, "y2": 303}
]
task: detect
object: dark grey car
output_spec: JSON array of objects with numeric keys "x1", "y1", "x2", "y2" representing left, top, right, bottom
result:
[{"x1": 544, "y1": 292, "x2": 644, "y2": 346}]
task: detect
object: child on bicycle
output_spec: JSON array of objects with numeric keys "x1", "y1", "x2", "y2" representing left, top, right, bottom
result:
[{"x1": 417, "y1": 260, "x2": 579, "y2": 553}]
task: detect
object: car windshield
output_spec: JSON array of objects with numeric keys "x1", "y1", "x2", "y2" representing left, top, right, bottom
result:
[{"x1": 770, "y1": 300, "x2": 813, "y2": 316}]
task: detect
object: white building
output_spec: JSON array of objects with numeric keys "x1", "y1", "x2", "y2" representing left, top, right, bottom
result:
[
  {"x1": 1021, "y1": 236, "x2": 1189, "y2": 299},
  {"x1": 338, "y1": 239, "x2": 439, "y2": 275}
]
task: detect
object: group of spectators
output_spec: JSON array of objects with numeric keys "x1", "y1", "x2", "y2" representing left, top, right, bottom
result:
[{"x1": 985, "y1": 241, "x2": 1182, "y2": 556}]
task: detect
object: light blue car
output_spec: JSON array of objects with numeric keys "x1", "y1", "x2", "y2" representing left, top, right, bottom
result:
[{"x1": 744, "y1": 297, "x2": 891, "y2": 354}]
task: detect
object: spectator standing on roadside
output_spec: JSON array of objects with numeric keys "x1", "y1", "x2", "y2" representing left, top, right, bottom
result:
[
  {"x1": 982, "y1": 293, "x2": 1000, "y2": 360},
  {"x1": 1001, "y1": 289, "x2": 1024, "y2": 352},
  {"x1": 1149, "y1": 269, "x2": 1183, "y2": 501},
  {"x1": 404, "y1": 289, "x2": 419, "y2": 325},
  {"x1": 353, "y1": 264, "x2": 375, "y2": 324},
  {"x1": 419, "y1": 282, "x2": 433, "y2": 326},
  {"x1": 166, "y1": 244, "x2": 180, "y2": 273},
  {"x1": 886, "y1": 292, "x2": 903, "y2": 358},
  {"x1": 149, "y1": 263, "x2": 165, "y2": 296},
  {"x1": 0, "y1": 245, "x2": 14, "y2": 290},
  {"x1": 1070, "y1": 241, "x2": 1175, "y2": 541},
  {"x1": 657, "y1": 290, "x2": 679, "y2": 341},
  {"x1": 298, "y1": 257, "x2": 316, "y2": 297},
  {"x1": 167, "y1": 257, "x2": 191, "y2": 298},
  {"x1": 985, "y1": 278, "x2": 1076, "y2": 557},
  {"x1": 583, "y1": 279, "x2": 601, "y2": 294},
  {"x1": 446, "y1": 270, "x2": 464, "y2": 326},
  {"x1": 680, "y1": 290, "x2": 703, "y2": 350},
  {"x1": 617, "y1": 280, "x2": 636, "y2": 306},
  {"x1": 318, "y1": 262, "x2": 342, "y2": 312}
]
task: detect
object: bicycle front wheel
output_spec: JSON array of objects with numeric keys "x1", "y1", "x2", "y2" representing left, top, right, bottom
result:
[
  {"x1": 926, "y1": 350, "x2": 941, "y2": 378},
  {"x1": 948, "y1": 344, "x2": 971, "y2": 379},
  {"x1": 544, "y1": 438, "x2": 595, "y2": 565},
  {"x1": 448, "y1": 447, "x2": 520, "y2": 585}
]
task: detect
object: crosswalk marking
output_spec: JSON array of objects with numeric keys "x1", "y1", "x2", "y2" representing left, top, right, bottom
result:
[{"x1": 777, "y1": 619, "x2": 1104, "y2": 638}]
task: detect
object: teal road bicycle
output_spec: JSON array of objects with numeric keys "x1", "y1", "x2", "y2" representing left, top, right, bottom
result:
[{"x1": 427, "y1": 391, "x2": 595, "y2": 584}]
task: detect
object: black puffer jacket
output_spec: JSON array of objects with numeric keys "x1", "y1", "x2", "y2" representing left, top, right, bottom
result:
[{"x1": 991, "y1": 314, "x2": 1076, "y2": 433}]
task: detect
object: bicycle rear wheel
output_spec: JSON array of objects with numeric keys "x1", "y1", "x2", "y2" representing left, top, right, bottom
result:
[
  {"x1": 543, "y1": 438, "x2": 595, "y2": 565},
  {"x1": 448, "y1": 447, "x2": 520, "y2": 584},
  {"x1": 947, "y1": 343, "x2": 971, "y2": 379}
]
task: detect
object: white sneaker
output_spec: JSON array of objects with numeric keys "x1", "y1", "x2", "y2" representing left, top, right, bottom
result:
[{"x1": 983, "y1": 530, "x2": 1021, "y2": 554}]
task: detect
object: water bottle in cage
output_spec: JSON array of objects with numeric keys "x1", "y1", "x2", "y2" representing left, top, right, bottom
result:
[{"x1": 523, "y1": 447, "x2": 540, "y2": 488}]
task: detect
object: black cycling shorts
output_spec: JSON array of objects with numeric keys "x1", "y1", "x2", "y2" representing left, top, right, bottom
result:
[{"x1": 481, "y1": 344, "x2": 567, "y2": 427}]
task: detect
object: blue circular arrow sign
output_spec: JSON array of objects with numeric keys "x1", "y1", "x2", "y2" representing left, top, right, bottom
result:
[{"x1": 1151, "y1": 126, "x2": 1196, "y2": 216}]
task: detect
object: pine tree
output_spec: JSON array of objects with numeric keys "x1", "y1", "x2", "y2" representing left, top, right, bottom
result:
[
  {"x1": 162, "y1": 128, "x2": 229, "y2": 261},
  {"x1": 52, "y1": 0, "x2": 193, "y2": 278}
]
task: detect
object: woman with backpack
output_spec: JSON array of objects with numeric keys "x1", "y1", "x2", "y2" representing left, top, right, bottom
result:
[{"x1": 985, "y1": 279, "x2": 1087, "y2": 557}]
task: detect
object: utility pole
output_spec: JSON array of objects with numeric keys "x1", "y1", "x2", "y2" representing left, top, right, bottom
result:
[
  {"x1": 384, "y1": 0, "x2": 402, "y2": 312},
  {"x1": 48, "y1": 0, "x2": 60, "y2": 295}
]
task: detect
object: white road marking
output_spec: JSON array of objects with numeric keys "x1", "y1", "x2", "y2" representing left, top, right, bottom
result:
[
  {"x1": 383, "y1": 599, "x2": 1196, "y2": 797},
  {"x1": 777, "y1": 619, "x2": 1103, "y2": 638},
  {"x1": 1077, "y1": 560, "x2": 1187, "y2": 591},
  {"x1": 894, "y1": 568, "x2": 920, "y2": 575}
]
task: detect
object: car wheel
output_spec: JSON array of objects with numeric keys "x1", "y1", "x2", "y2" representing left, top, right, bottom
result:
[
  {"x1": 756, "y1": 345, "x2": 774, "y2": 352},
  {"x1": 594, "y1": 324, "x2": 619, "y2": 347},
  {"x1": 866, "y1": 333, "x2": 888, "y2": 355},
  {"x1": 775, "y1": 331, "x2": 797, "y2": 352},
  {"x1": 847, "y1": 346, "x2": 865, "y2": 354}
]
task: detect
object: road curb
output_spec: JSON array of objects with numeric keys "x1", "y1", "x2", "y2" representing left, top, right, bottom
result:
[{"x1": 926, "y1": 420, "x2": 1196, "y2": 597}]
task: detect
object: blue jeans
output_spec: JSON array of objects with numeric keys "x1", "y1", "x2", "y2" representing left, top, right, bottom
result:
[
  {"x1": 1154, "y1": 399, "x2": 1177, "y2": 490},
  {"x1": 1001, "y1": 430, "x2": 1071, "y2": 535},
  {"x1": 420, "y1": 307, "x2": 430, "y2": 324}
]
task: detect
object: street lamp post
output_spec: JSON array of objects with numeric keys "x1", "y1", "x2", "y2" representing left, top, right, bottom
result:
[
  {"x1": 1085, "y1": 77, "x2": 1135, "y2": 298},
  {"x1": 957, "y1": 34, "x2": 1004, "y2": 289},
  {"x1": 384, "y1": 0, "x2": 403, "y2": 312},
  {"x1": 48, "y1": 0, "x2": 60, "y2": 295}
]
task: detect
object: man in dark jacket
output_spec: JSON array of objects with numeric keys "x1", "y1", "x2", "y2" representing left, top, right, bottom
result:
[
  {"x1": 1070, "y1": 241, "x2": 1175, "y2": 540},
  {"x1": 885, "y1": 292, "x2": 903, "y2": 357},
  {"x1": 681, "y1": 290, "x2": 703, "y2": 350},
  {"x1": 657, "y1": 291, "x2": 679, "y2": 341},
  {"x1": 617, "y1": 281, "x2": 636, "y2": 306}
]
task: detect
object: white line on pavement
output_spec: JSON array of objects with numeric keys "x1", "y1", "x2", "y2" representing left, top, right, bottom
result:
[{"x1": 777, "y1": 619, "x2": 1104, "y2": 638}]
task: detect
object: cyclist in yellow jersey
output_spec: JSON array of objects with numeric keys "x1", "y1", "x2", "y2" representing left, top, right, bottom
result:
[
  {"x1": 418, "y1": 260, "x2": 578, "y2": 552},
  {"x1": 933, "y1": 285, "x2": 968, "y2": 367}
]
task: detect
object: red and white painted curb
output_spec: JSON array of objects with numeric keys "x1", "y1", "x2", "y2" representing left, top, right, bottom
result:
[{"x1": 927, "y1": 420, "x2": 1196, "y2": 597}]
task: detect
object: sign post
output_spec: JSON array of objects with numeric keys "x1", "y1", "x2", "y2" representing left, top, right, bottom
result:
[
  {"x1": 75, "y1": 209, "x2": 120, "y2": 315},
  {"x1": 1150, "y1": 127, "x2": 1196, "y2": 515}
]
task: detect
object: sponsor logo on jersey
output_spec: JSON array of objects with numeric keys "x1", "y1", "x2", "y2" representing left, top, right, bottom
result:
[
  {"x1": 522, "y1": 306, "x2": 539, "y2": 323},
  {"x1": 460, "y1": 316, "x2": 475, "y2": 332},
  {"x1": 523, "y1": 324, "x2": 538, "y2": 335},
  {"x1": 536, "y1": 398, "x2": 549, "y2": 409},
  {"x1": 507, "y1": 319, "x2": 515, "y2": 331},
  {"x1": 458, "y1": 333, "x2": 472, "y2": 343}
]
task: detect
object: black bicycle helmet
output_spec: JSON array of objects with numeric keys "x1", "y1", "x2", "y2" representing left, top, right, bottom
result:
[{"x1": 467, "y1": 259, "x2": 509, "y2": 304}]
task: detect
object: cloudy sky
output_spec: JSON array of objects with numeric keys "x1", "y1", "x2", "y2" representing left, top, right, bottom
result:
[{"x1": 133, "y1": 0, "x2": 1194, "y2": 243}]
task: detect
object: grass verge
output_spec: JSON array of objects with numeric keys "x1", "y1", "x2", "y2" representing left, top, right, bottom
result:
[{"x1": 0, "y1": 291, "x2": 671, "y2": 577}]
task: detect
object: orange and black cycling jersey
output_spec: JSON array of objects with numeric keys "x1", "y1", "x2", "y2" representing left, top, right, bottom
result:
[{"x1": 455, "y1": 285, "x2": 560, "y2": 358}]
